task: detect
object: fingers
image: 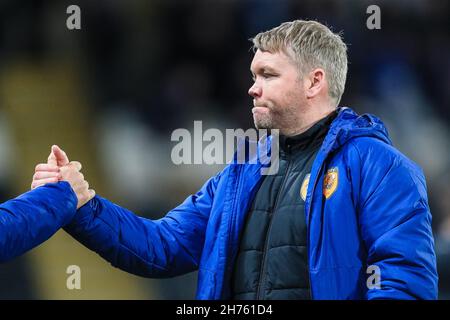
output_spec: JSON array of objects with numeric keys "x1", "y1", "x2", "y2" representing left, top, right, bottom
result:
[
  {"x1": 66, "y1": 161, "x2": 82, "y2": 172},
  {"x1": 35, "y1": 163, "x2": 60, "y2": 172},
  {"x1": 52, "y1": 145, "x2": 70, "y2": 167},
  {"x1": 32, "y1": 164, "x2": 60, "y2": 189},
  {"x1": 33, "y1": 171, "x2": 61, "y2": 180},
  {"x1": 31, "y1": 177, "x2": 59, "y2": 189}
]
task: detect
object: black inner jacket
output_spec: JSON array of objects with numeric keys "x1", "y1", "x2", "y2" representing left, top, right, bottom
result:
[{"x1": 231, "y1": 110, "x2": 337, "y2": 300}]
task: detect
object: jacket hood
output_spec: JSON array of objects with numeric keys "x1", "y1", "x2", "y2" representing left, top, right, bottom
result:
[{"x1": 321, "y1": 107, "x2": 392, "y2": 155}]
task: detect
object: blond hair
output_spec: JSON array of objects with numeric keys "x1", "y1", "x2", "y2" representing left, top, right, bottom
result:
[{"x1": 251, "y1": 20, "x2": 348, "y2": 106}]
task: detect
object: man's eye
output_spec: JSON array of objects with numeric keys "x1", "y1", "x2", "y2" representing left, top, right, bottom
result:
[{"x1": 251, "y1": 73, "x2": 276, "y2": 81}]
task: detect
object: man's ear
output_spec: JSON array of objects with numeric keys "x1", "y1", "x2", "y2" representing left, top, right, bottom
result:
[{"x1": 305, "y1": 68, "x2": 326, "y2": 99}]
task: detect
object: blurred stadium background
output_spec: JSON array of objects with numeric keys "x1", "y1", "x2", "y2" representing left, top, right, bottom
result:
[{"x1": 0, "y1": 0, "x2": 449, "y2": 299}]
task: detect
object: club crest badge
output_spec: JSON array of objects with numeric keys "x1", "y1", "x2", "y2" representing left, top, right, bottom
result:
[
  {"x1": 323, "y1": 167, "x2": 338, "y2": 199},
  {"x1": 300, "y1": 173, "x2": 310, "y2": 201}
]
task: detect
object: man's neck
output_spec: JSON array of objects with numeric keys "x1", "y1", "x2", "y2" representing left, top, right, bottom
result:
[{"x1": 282, "y1": 108, "x2": 336, "y2": 137}]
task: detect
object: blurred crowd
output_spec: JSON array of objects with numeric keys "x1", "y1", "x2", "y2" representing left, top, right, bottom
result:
[{"x1": 0, "y1": 0, "x2": 449, "y2": 299}]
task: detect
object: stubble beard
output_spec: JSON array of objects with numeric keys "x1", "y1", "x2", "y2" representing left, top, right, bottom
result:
[
  {"x1": 253, "y1": 103, "x2": 300, "y2": 135},
  {"x1": 253, "y1": 112, "x2": 274, "y2": 130}
]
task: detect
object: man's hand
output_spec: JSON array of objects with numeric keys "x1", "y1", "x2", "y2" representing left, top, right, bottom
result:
[
  {"x1": 31, "y1": 145, "x2": 95, "y2": 209},
  {"x1": 59, "y1": 161, "x2": 95, "y2": 209}
]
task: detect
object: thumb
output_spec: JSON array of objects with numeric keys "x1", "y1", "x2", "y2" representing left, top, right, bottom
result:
[
  {"x1": 52, "y1": 145, "x2": 69, "y2": 166},
  {"x1": 47, "y1": 148, "x2": 57, "y2": 166}
]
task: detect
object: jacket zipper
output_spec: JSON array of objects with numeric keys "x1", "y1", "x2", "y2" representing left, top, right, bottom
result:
[
  {"x1": 305, "y1": 159, "x2": 326, "y2": 300},
  {"x1": 256, "y1": 145, "x2": 292, "y2": 299},
  {"x1": 222, "y1": 164, "x2": 243, "y2": 299}
]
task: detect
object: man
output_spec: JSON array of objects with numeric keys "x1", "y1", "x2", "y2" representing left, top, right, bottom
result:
[
  {"x1": 33, "y1": 20, "x2": 438, "y2": 299},
  {"x1": 0, "y1": 146, "x2": 94, "y2": 262}
]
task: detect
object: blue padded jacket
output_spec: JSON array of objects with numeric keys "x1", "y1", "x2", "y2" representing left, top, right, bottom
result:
[
  {"x1": 64, "y1": 107, "x2": 438, "y2": 299},
  {"x1": 0, "y1": 182, "x2": 77, "y2": 262}
]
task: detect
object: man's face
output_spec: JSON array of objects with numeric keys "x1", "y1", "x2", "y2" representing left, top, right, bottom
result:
[{"x1": 249, "y1": 49, "x2": 305, "y2": 131}]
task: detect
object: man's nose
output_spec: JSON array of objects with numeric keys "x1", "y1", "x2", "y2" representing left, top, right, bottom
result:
[{"x1": 248, "y1": 82, "x2": 262, "y2": 98}]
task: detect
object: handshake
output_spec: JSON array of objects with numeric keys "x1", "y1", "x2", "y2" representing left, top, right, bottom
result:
[{"x1": 31, "y1": 145, "x2": 95, "y2": 209}]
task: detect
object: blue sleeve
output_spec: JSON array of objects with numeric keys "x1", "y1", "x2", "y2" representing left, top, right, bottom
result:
[
  {"x1": 0, "y1": 181, "x2": 78, "y2": 262},
  {"x1": 353, "y1": 139, "x2": 438, "y2": 300},
  {"x1": 63, "y1": 171, "x2": 222, "y2": 278}
]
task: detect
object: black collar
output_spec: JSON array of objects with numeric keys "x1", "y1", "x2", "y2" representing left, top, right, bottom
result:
[{"x1": 279, "y1": 110, "x2": 337, "y2": 152}]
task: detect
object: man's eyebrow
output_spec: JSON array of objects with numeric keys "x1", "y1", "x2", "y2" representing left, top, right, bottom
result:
[{"x1": 250, "y1": 65, "x2": 278, "y2": 74}]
